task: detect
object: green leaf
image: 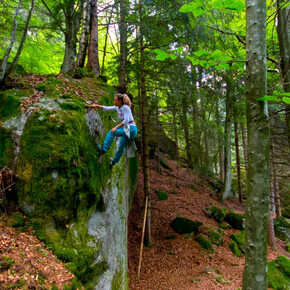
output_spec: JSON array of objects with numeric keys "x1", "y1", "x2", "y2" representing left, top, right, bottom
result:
[
  {"x1": 177, "y1": 47, "x2": 183, "y2": 53},
  {"x1": 170, "y1": 54, "x2": 178, "y2": 60},
  {"x1": 224, "y1": 0, "x2": 245, "y2": 11},
  {"x1": 193, "y1": 50, "x2": 209, "y2": 57},
  {"x1": 195, "y1": 0, "x2": 204, "y2": 5},
  {"x1": 282, "y1": 97, "x2": 290, "y2": 104},
  {"x1": 217, "y1": 62, "x2": 230, "y2": 70},
  {"x1": 179, "y1": 3, "x2": 197, "y2": 13},
  {"x1": 186, "y1": 56, "x2": 200, "y2": 65},
  {"x1": 153, "y1": 49, "x2": 170, "y2": 61},
  {"x1": 211, "y1": 50, "x2": 222, "y2": 59},
  {"x1": 219, "y1": 55, "x2": 233, "y2": 62},
  {"x1": 281, "y1": 92, "x2": 290, "y2": 97},
  {"x1": 257, "y1": 96, "x2": 278, "y2": 102},
  {"x1": 212, "y1": 1, "x2": 224, "y2": 9},
  {"x1": 193, "y1": 7, "x2": 206, "y2": 17}
]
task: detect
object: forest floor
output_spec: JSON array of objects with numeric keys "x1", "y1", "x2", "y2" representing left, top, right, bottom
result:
[
  {"x1": 128, "y1": 155, "x2": 289, "y2": 290},
  {"x1": 0, "y1": 154, "x2": 288, "y2": 289}
]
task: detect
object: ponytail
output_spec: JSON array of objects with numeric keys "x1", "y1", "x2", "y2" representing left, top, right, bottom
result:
[{"x1": 116, "y1": 93, "x2": 132, "y2": 107}]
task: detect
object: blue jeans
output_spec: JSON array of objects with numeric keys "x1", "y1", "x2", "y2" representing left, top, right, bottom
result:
[{"x1": 103, "y1": 125, "x2": 138, "y2": 163}]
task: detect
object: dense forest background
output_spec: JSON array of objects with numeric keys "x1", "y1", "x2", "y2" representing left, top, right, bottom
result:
[{"x1": 1, "y1": 0, "x2": 289, "y2": 288}]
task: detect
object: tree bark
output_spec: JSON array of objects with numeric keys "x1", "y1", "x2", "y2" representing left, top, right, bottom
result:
[
  {"x1": 139, "y1": 0, "x2": 151, "y2": 246},
  {"x1": 61, "y1": 1, "x2": 79, "y2": 73},
  {"x1": 87, "y1": 0, "x2": 100, "y2": 77},
  {"x1": 216, "y1": 99, "x2": 224, "y2": 181},
  {"x1": 242, "y1": 0, "x2": 270, "y2": 288},
  {"x1": 276, "y1": 0, "x2": 290, "y2": 148},
  {"x1": 241, "y1": 123, "x2": 248, "y2": 188},
  {"x1": 0, "y1": 0, "x2": 22, "y2": 82},
  {"x1": 119, "y1": 0, "x2": 127, "y2": 90},
  {"x1": 234, "y1": 121, "x2": 243, "y2": 204},
  {"x1": 77, "y1": 0, "x2": 91, "y2": 68},
  {"x1": 181, "y1": 95, "x2": 192, "y2": 168},
  {"x1": 221, "y1": 75, "x2": 234, "y2": 201}
]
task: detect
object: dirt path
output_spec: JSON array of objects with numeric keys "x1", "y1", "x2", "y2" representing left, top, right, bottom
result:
[{"x1": 128, "y1": 156, "x2": 289, "y2": 289}]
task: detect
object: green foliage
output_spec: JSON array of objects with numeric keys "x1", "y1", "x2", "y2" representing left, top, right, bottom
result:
[
  {"x1": 194, "y1": 234, "x2": 214, "y2": 253},
  {"x1": 258, "y1": 91, "x2": 290, "y2": 105},
  {"x1": 10, "y1": 212, "x2": 25, "y2": 227},
  {"x1": 0, "y1": 91, "x2": 22, "y2": 121},
  {"x1": 230, "y1": 231, "x2": 245, "y2": 254},
  {"x1": 274, "y1": 216, "x2": 290, "y2": 241},
  {"x1": 155, "y1": 190, "x2": 168, "y2": 201},
  {"x1": 159, "y1": 157, "x2": 171, "y2": 170}
]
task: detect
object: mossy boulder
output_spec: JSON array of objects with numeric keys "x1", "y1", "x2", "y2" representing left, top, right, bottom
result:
[
  {"x1": 194, "y1": 234, "x2": 214, "y2": 253},
  {"x1": 210, "y1": 206, "x2": 227, "y2": 223},
  {"x1": 228, "y1": 241, "x2": 242, "y2": 257},
  {"x1": 224, "y1": 210, "x2": 245, "y2": 230},
  {"x1": 274, "y1": 216, "x2": 290, "y2": 241},
  {"x1": 268, "y1": 256, "x2": 290, "y2": 289},
  {"x1": 1, "y1": 75, "x2": 138, "y2": 289},
  {"x1": 159, "y1": 157, "x2": 171, "y2": 170},
  {"x1": 155, "y1": 190, "x2": 168, "y2": 201},
  {"x1": 171, "y1": 216, "x2": 203, "y2": 234},
  {"x1": 230, "y1": 231, "x2": 245, "y2": 254}
]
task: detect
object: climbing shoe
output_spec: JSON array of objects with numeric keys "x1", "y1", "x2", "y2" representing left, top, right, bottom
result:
[
  {"x1": 97, "y1": 144, "x2": 105, "y2": 155},
  {"x1": 110, "y1": 157, "x2": 115, "y2": 167}
]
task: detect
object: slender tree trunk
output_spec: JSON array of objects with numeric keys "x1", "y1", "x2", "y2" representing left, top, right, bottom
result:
[
  {"x1": 119, "y1": 0, "x2": 127, "y2": 89},
  {"x1": 173, "y1": 109, "x2": 179, "y2": 187},
  {"x1": 61, "y1": 1, "x2": 79, "y2": 73},
  {"x1": 181, "y1": 95, "x2": 192, "y2": 167},
  {"x1": 272, "y1": 159, "x2": 281, "y2": 217},
  {"x1": 0, "y1": 0, "x2": 22, "y2": 82},
  {"x1": 77, "y1": 0, "x2": 91, "y2": 68},
  {"x1": 101, "y1": 3, "x2": 115, "y2": 75},
  {"x1": 6, "y1": 0, "x2": 35, "y2": 78},
  {"x1": 234, "y1": 121, "x2": 243, "y2": 203},
  {"x1": 241, "y1": 123, "x2": 248, "y2": 187},
  {"x1": 216, "y1": 99, "x2": 224, "y2": 181},
  {"x1": 276, "y1": 0, "x2": 290, "y2": 148},
  {"x1": 268, "y1": 207, "x2": 277, "y2": 250},
  {"x1": 139, "y1": 0, "x2": 151, "y2": 246},
  {"x1": 221, "y1": 76, "x2": 234, "y2": 201},
  {"x1": 242, "y1": 0, "x2": 270, "y2": 288},
  {"x1": 155, "y1": 89, "x2": 161, "y2": 173},
  {"x1": 87, "y1": 0, "x2": 100, "y2": 77}
]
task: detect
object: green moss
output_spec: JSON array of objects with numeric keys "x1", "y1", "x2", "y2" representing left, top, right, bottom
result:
[
  {"x1": 286, "y1": 244, "x2": 290, "y2": 253},
  {"x1": 194, "y1": 234, "x2": 214, "y2": 253},
  {"x1": 159, "y1": 157, "x2": 171, "y2": 170},
  {"x1": 155, "y1": 190, "x2": 168, "y2": 201},
  {"x1": 228, "y1": 241, "x2": 242, "y2": 257},
  {"x1": 171, "y1": 189, "x2": 177, "y2": 194},
  {"x1": 171, "y1": 216, "x2": 203, "y2": 234},
  {"x1": 0, "y1": 91, "x2": 22, "y2": 121},
  {"x1": 189, "y1": 183, "x2": 198, "y2": 191},
  {"x1": 0, "y1": 255, "x2": 14, "y2": 272},
  {"x1": 218, "y1": 223, "x2": 232, "y2": 230},
  {"x1": 268, "y1": 256, "x2": 290, "y2": 289},
  {"x1": 10, "y1": 212, "x2": 25, "y2": 227},
  {"x1": 209, "y1": 230, "x2": 224, "y2": 246},
  {"x1": 224, "y1": 210, "x2": 245, "y2": 230},
  {"x1": 112, "y1": 269, "x2": 127, "y2": 290},
  {"x1": 210, "y1": 206, "x2": 227, "y2": 223},
  {"x1": 35, "y1": 77, "x2": 63, "y2": 94},
  {"x1": 230, "y1": 231, "x2": 245, "y2": 253},
  {"x1": 6, "y1": 279, "x2": 26, "y2": 289},
  {"x1": 0, "y1": 128, "x2": 15, "y2": 167}
]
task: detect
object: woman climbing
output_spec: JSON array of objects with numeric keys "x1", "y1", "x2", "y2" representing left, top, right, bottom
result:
[{"x1": 90, "y1": 93, "x2": 138, "y2": 166}]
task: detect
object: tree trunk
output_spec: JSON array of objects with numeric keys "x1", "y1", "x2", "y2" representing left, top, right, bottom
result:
[
  {"x1": 272, "y1": 159, "x2": 281, "y2": 217},
  {"x1": 234, "y1": 121, "x2": 243, "y2": 204},
  {"x1": 242, "y1": 0, "x2": 270, "y2": 288},
  {"x1": 61, "y1": 1, "x2": 79, "y2": 73},
  {"x1": 139, "y1": 0, "x2": 151, "y2": 246},
  {"x1": 155, "y1": 89, "x2": 161, "y2": 173},
  {"x1": 0, "y1": 0, "x2": 22, "y2": 82},
  {"x1": 77, "y1": 0, "x2": 91, "y2": 68},
  {"x1": 173, "y1": 109, "x2": 179, "y2": 187},
  {"x1": 119, "y1": 0, "x2": 127, "y2": 90},
  {"x1": 241, "y1": 123, "x2": 248, "y2": 188},
  {"x1": 87, "y1": 0, "x2": 100, "y2": 77},
  {"x1": 268, "y1": 208, "x2": 277, "y2": 250},
  {"x1": 101, "y1": 3, "x2": 115, "y2": 75},
  {"x1": 216, "y1": 99, "x2": 224, "y2": 181},
  {"x1": 276, "y1": 0, "x2": 290, "y2": 148},
  {"x1": 181, "y1": 95, "x2": 192, "y2": 168},
  {"x1": 221, "y1": 76, "x2": 234, "y2": 201}
]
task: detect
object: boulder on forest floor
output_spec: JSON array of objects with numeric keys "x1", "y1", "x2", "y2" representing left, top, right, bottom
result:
[
  {"x1": 170, "y1": 216, "x2": 203, "y2": 234},
  {"x1": 268, "y1": 255, "x2": 290, "y2": 289},
  {"x1": 274, "y1": 216, "x2": 290, "y2": 241}
]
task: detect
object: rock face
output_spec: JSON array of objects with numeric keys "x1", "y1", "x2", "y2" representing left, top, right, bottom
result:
[{"x1": 0, "y1": 76, "x2": 138, "y2": 289}]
